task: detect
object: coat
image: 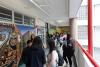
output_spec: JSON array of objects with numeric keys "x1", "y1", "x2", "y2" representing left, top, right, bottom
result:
[{"x1": 20, "y1": 47, "x2": 46, "y2": 67}]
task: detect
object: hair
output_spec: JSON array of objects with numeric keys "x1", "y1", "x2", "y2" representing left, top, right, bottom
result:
[
  {"x1": 27, "y1": 40, "x2": 32, "y2": 44},
  {"x1": 63, "y1": 37, "x2": 66, "y2": 41},
  {"x1": 67, "y1": 33, "x2": 72, "y2": 45},
  {"x1": 32, "y1": 36, "x2": 43, "y2": 48},
  {"x1": 67, "y1": 33, "x2": 71, "y2": 40},
  {"x1": 48, "y1": 39, "x2": 56, "y2": 53},
  {"x1": 31, "y1": 34, "x2": 35, "y2": 41}
]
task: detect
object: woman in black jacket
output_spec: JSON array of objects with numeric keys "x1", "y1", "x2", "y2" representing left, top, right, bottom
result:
[
  {"x1": 30, "y1": 36, "x2": 46, "y2": 67},
  {"x1": 20, "y1": 36, "x2": 46, "y2": 67}
]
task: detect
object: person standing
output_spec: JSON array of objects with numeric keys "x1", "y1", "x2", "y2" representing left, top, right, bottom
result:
[
  {"x1": 20, "y1": 40, "x2": 32, "y2": 67},
  {"x1": 63, "y1": 34, "x2": 74, "y2": 67},
  {"x1": 30, "y1": 34, "x2": 35, "y2": 42},
  {"x1": 30, "y1": 36, "x2": 46, "y2": 67},
  {"x1": 47, "y1": 39, "x2": 58, "y2": 67},
  {"x1": 59, "y1": 33, "x2": 64, "y2": 47}
]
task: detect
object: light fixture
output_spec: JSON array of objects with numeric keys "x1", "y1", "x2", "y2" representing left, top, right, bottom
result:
[{"x1": 56, "y1": 20, "x2": 64, "y2": 23}]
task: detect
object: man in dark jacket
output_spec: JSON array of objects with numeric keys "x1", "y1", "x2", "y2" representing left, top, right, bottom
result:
[
  {"x1": 20, "y1": 40, "x2": 32, "y2": 67},
  {"x1": 30, "y1": 47, "x2": 46, "y2": 67}
]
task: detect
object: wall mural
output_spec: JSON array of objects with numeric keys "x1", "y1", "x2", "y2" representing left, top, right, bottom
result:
[{"x1": 0, "y1": 23, "x2": 21, "y2": 67}]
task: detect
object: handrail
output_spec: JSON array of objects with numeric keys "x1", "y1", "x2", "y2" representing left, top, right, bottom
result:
[{"x1": 76, "y1": 41, "x2": 100, "y2": 67}]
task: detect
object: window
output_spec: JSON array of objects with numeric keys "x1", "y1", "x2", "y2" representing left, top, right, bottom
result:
[
  {"x1": 78, "y1": 25, "x2": 88, "y2": 39},
  {"x1": 30, "y1": 18, "x2": 35, "y2": 25},
  {"x1": 14, "y1": 12, "x2": 22, "y2": 24},
  {"x1": 0, "y1": 6, "x2": 12, "y2": 21},
  {"x1": 0, "y1": 6, "x2": 34, "y2": 25},
  {"x1": 24, "y1": 16, "x2": 30, "y2": 25}
]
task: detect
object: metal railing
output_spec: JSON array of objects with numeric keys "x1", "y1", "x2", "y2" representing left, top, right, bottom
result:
[{"x1": 74, "y1": 40, "x2": 100, "y2": 67}]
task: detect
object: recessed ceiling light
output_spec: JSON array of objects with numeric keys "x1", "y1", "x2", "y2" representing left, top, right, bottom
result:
[{"x1": 57, "y1": 20, "x2": 64, "y2": 23}]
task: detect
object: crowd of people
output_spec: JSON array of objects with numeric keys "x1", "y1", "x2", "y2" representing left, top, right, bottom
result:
[
  {"x1": 47, "y1": 32, "x2": 74, "y2": 67},
  {"x1": 19, "y1": 32, "x2": 75, "y2": 67}
]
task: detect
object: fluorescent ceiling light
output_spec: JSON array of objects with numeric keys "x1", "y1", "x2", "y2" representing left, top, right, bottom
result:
[
  {"x1": 30, "y1": 0, "x2": 49, "y2": 16},
  {"x1": 57, "y1": 20, "x2": 64, "y2": 23}
]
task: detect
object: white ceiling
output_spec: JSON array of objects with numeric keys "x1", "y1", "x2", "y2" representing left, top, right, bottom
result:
[{"x1": 0, "y1": 0, "x2": 82, "y2": 26}]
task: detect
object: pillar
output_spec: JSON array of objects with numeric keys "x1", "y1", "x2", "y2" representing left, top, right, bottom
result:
[
  {"x1": 12, "y1": 10, "x2": 14, "y2": 23},
  {"x1": 69, "y1": 18, "x2": 77, "y2": 40},
  {"x1": 88, "y1": 0, "x2": 93, "y2": 56},
  {"x1": 22, "y1": 15, "x2": 24, "y2": 24}
]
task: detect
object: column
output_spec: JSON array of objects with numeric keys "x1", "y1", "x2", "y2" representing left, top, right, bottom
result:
[
  {"x1": 22, "y1": 15, "x2": 24, "y2": 24},
  {"x1": 88, "y1": 0, "x2": 93, "y2": 56},
  {"x1": 69, "y1": 18, "x2": 77, "y2": 40},
  {"x1": 12, "y1": 10, "x2": 14, "y2": 23}
]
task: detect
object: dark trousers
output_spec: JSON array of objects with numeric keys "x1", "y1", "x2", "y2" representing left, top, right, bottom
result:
[
  {"x1": 63, "y1": 52, "x2": 68, "y2": 63},
  {"x1": 63, "y1": 45, "x2": 72, "y2": 67},
  {"x1": 67, "y1": 56, "x2": 72, "y2": 67}
]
